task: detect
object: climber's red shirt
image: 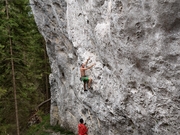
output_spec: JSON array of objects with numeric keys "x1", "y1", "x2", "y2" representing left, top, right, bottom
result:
[{"x1": 78, "y1": 123, "x2": 88, "y2": 135}]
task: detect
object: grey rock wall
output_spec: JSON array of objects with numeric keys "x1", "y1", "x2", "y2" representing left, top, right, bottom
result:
[{"x1": 30, "y1": 0, "x2": 180, "y2": 134}]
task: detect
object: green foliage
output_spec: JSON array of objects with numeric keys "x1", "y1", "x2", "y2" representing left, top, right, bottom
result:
[
  {"x1": 0, "y1": 0, "x2": 50, "y2": 134},
  {"x1": 25, "y1": 115, "x2": 75, "y2": 135},
  {"x1": 0, "y1": 87, "x2": 7, "y2": 98}
]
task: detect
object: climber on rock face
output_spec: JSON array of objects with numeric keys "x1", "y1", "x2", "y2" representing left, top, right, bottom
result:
[{"x1": 80, "y1": 57, "x2": 96, "y2": 91}]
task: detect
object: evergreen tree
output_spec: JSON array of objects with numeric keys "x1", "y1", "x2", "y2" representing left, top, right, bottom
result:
[{"x1": 0, "y1": 0, "x2": 50, "y2": 134}]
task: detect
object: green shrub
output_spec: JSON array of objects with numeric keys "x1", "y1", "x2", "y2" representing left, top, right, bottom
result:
[{"x1": 24, "y1": 114, "x2": 75, "y2": 135}]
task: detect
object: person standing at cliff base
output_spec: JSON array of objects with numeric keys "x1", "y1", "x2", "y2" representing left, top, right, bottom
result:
[
  {"x1": 78, "y1": 118, "x2": 88, "y2": 135},
  {"x1": 80, "y1": 57, "x2": 96, "y2": 91}
]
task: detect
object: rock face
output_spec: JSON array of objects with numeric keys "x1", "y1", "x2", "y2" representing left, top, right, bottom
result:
[{"x1": 30, "y1": 0, "x2": 180, "y2": 134}]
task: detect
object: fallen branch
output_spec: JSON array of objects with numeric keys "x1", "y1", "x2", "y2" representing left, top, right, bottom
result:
[
  {"x1": 28, "y1": 98, "x2": 51, "y2": 126},
  {"x1": 36, "y1": 98, "x2": 51, "y2": 111}
]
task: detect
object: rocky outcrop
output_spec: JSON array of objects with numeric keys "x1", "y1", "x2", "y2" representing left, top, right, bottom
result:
[{"x1": 30, "y1": 0, "x2": 180, "y2": 134}]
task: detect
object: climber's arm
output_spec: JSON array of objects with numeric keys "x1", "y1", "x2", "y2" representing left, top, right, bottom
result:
[
  {"x1": 81, "y1": 63, "x2": 95, "y2": 71},
  {"x1": 84, "y1": 57, "x2": 90, "y2": 66},
  {"x1": 86, "y1": 63, "x2": 96, "y2": 70}
]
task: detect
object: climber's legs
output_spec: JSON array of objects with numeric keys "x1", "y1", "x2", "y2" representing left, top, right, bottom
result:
[
  {"x1": 82, "y1": 76, "x2": 93, "y2": 90},
  {"x1": 88, "y1": 78, "x2": 92, "y2": 89},
  {"x1": 83, "y1": 82, "x2": 87, "y2": 91}
]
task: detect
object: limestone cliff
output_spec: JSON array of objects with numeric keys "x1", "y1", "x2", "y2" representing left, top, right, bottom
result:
[{"x1": 30, "y1": 0, "x2": 180, "y2": 135}]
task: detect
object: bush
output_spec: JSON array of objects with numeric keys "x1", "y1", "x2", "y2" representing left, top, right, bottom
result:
[{"x1": 24, "y1": 114, "x2": 75, "y2": 135}]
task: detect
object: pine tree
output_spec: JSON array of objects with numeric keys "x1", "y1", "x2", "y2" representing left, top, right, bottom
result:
[
  {"x1": 0, "y1": 0, "x2": 50, "y2": 134},
  {"x1": 5, "y1": 0, "x2": 20, "y2": 134}
]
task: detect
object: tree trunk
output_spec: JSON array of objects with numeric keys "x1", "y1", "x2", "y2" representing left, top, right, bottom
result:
[
  {"x1": 5, "y1": 0, "x2": 20, "y2": 135},
  {"x1": 43, "y1": 41, "x2": 50, "y2": 112}
]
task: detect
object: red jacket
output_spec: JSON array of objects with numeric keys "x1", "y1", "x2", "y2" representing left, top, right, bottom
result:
[{"x1": 78, "y1": 123, "x2": 88, "y2": 135}]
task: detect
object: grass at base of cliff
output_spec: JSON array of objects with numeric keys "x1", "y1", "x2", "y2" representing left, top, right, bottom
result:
[{"x1": 25, "y1": 114, "x2": 75, "y2": 135}]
